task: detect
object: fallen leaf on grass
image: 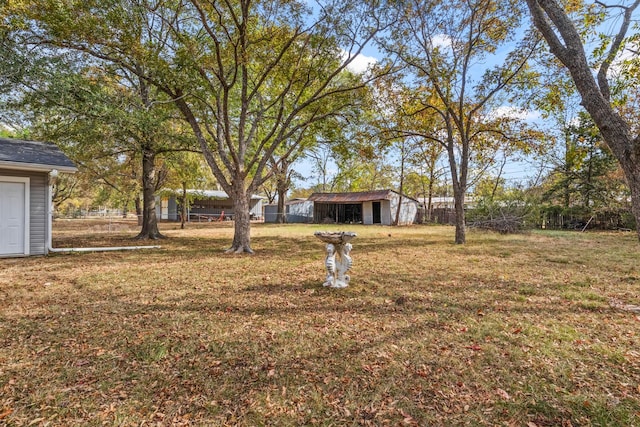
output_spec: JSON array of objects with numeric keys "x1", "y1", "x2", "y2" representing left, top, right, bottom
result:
[
  {"x1": 464, "y1": 344, "x2": 482, "y2": 351},
  {"x1": 496, "y1": 388, "x2": 511, "y2": 400},
  {"x1": 0, "y1": 408, "x2": 13, "y2": 419},
  {"x1": 399, "y1": 410, "x2": 417, "y2": 426}
]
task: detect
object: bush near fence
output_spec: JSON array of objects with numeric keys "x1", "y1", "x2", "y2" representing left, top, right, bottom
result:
[
  {"x1": 425, "y1": 206, "x2": 636, "y2": 231},
  {"x1": 540, "y1": 206, "x2": 635, "y2": 231}
]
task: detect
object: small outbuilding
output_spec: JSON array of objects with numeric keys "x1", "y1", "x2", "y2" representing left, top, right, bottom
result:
[
  {"x1": 308, "y1": 190, "x2": 421, "y2": 225},
  {"x1": 0, "y1": 138, "x2": 77, "y2": 257},
  {"x1": 158, "y1": 189, "x2": 264, "y2": 222}
]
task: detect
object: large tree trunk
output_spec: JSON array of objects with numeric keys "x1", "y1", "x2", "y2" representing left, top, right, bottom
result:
[
  {"x1": 135, "y1": 195, "x2": 142, "y2": 225},
  {"x1": 619, "y1": 159, "x2": 640, "y2": 238},
  {"x1": 227, "y1": 186, "x2": 253, "y2": 254},
  {"x1": 446, "y1": 139, "x2": 467, "y2": 244},
  {"x1": 525, "y1": 0, "x2": 640, "y2": 240},
  {"x1": 276, "y1": 177, "x2": 288, "y2": 224},
  {"x1": 453, "y1": 187, "x2": 466, "y2": 244},
  {"x1": 427, "y1": 168, "x2": 435, "y2": 222},
  {"x1": 180, "y1": 181, "x2": 187, "y2": 230},
  {"x1": 274, "y1": 158, "x2": 290, "y2": 224},
  {"x1": 394, "y1": 151, "x2": 405, "y2": 226},
  {"x1": 135, "y1": 149, "x2": 165, "y2": 240},
  {"x1": 565, "y1": 67, "x2": 640, "y2": 239}
]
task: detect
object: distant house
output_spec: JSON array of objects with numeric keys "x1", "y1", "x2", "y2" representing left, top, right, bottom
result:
[
  {"x1": 308, "y1": 190, "x2": 421, "y2": 225},
  {"x1": 157, "y1": 189, "x2": 265, "y2": 222},
  {"x1": 263, "y1": 198, "x2": 314, "y2": 223},
  {"x1": 426, "y1": 196, "x2": 475, "y2": 210},
  {"x1": 0, "y1": 138, "x2": 77, "y2": 257}
]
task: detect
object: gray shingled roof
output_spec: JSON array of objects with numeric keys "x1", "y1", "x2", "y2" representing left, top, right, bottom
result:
[{"x1": 0, "y1": 138, "x2": 77, "y2": 171}]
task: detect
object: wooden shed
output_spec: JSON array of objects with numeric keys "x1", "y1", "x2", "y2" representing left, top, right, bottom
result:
[
  {"x1": 0, "y1": 138, "x2": 77, "y2": 257},
  {"x1": 308, "y1": 190, "x2": 421, "y2": 225}
]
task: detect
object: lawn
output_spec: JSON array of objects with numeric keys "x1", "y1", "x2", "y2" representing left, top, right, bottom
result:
[{"x1": 1, "y1": 219, "x2": 639, "y2": 426}]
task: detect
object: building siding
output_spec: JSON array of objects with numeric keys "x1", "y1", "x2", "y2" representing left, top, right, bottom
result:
[
  {"x1": 286, "y1": 200, "x2": 313, "y2": 223},
  {"x1": 0, "y1": 168, "x2": 47, "y2": 255},
  {"x1": 389, "y1": 193, "x2": 419, "y2": 226},
  {"x1": 265, "y1": 202, "x2": 314, "y2": 223},
  {"x1": 362, "y1": 201, "x2": 373, "y2": 225},
  {"x1": 250, "y1": 199, "x2": 263, "y2": 219},
  {"x1": 168, "y1": 197, "x2": 178, "y2": 221},
  {"x1": 30, "y1": 173, "x2": 47, "y2": 255},
  {"x1": 380, "y1": 200, "x2": 391, "y2": 225}
]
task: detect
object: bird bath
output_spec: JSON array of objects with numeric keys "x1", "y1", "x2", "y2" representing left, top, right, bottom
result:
[{"x1": 314, "y1": 231, "x2": 356, "y2": 288}]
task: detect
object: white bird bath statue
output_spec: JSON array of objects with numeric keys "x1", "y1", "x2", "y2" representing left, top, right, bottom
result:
[{"x1": 314, "y1": 231, "x2": 356, "y2": 288}]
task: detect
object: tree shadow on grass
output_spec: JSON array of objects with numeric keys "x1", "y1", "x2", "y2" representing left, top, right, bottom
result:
[
  {"x1": 4, "y1": 255, "x2": 634, "y2": 426},
  {"x1": 3, "y1": 282, "x2": 621, "y2": 426}
]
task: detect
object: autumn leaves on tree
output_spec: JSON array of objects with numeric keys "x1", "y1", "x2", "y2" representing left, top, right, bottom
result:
[{"x1": 2, "y1": 0, "x2": 640, "y2": 248}]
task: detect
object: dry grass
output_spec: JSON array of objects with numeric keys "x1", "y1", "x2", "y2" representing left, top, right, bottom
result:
[{"x1": 1, "y1": 218, "x2": 640, "y2": 426}]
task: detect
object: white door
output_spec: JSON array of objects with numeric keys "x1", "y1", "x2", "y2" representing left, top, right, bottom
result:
[
  {"x1": 0, "y1": 178, "x2": 30, "y2": 256},
  {"x1": 161, "y1": 198, "x2": 169, "y2": 220}
]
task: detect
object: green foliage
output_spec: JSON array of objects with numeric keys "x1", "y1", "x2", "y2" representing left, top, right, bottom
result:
[
  {"x1": 1, "y1": 3, "x2": 204, "y2": 234},
  {"x1": 2, "y1": 0, "x2": 382, "y2": 249},
  {"x1": 541, "y1": 112, "x2": 625, "y2": 211}
]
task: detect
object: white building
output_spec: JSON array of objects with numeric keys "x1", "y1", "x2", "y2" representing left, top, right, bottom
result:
[{"x1": 308, "y1": 190, "x2": 421, "y2": 225}]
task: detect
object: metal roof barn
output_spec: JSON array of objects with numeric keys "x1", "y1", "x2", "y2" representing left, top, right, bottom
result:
[{"x1": 308, "y1": 190, "x2": 420, "y2": 225}]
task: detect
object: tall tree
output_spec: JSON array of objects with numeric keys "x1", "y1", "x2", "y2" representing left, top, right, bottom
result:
[
  {"x1": 525, "y1": 0, "x2": 640, "y2": 239},
  {"x1": 304, "y1": 110, "x2": 371, "y2": 194},
  {"x1": 5, "y1": 58, "x2": 191, "y2": 239},
  {"x1": 382, "y1": 0, "x2": 541, "y2": 243},
  {"x1": 1, "y1": 8, "x2": 204, "y2": 239},
  {"x1": 5, "y1": 0, "x2": 382, "y2": 253}
]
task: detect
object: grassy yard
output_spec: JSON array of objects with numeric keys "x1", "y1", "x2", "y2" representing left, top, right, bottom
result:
[{"x1": 1, "y1": 219, "x2": 639, "y2": 426}]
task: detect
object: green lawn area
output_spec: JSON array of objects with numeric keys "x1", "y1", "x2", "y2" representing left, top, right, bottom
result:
[{"x1": 1, "y1": 219, "x2": 639, "y2": 426}]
